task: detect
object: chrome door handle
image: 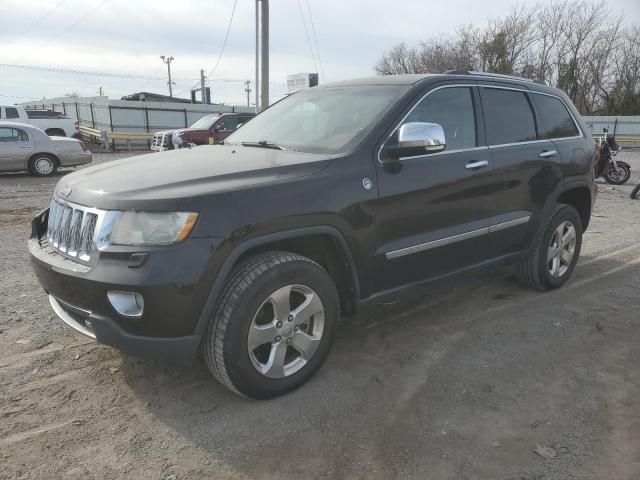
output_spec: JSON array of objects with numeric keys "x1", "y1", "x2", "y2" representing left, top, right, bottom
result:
[
  {"x1": 20, "y1": 146, "x2": 32, "y2": 149},
  {"x1": 465, "y1": 160, "x2": 489, "y2": 169},
  {"x1": 539, "y1": 150, "x2": 557, "y2": 158}
]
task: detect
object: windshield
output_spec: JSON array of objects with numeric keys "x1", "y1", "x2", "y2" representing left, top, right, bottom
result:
[
  {"x1": 224, "y1": 85, "x2": 410, "y2": 154},
  {"x1": 190, "y1": 114, "x2": 220, "y2": 129}
]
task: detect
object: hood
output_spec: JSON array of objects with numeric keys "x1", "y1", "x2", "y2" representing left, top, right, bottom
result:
[
  {"x1": 54, "y1": 145, "x2": 331, "y2": 210},
  {"x1": 153, "y1": 129, "x2": 176, "y2": 136},
  {"x1": 174, "y1": 127, "x2": 207, "y2": 135}
]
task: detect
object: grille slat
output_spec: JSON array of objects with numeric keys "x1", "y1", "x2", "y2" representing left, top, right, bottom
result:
[{"x1": 47, "y1": 198, "x2": 105, "y2": 264}]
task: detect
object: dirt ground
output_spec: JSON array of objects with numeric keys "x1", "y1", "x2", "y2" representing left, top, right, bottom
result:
[{"x1": 1, "y1": 149, "x2": 639, "y2": 480}]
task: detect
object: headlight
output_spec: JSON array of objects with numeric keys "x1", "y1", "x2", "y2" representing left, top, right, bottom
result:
[{"x1": 109, "y1": 212, "x2": 198, "y2": 246}]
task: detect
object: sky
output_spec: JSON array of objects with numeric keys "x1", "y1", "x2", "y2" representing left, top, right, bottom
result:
[{"x1": 1, "y1": 0, "x2": 639, "y2": 106}]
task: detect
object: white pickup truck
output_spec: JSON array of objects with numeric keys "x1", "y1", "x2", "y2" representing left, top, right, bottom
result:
[{"x1": 0, "y1": 105, "x2": 80, "y2": 138}]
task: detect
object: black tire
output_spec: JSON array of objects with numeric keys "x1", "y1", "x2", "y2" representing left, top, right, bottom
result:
[
  {"x1": 203, "y1": 251, "x2": 340, "y2": 399},
  {"x1": 516, "y1": 204, "x2": 582, "y2": 291},
  {"x1": 631, "y1": 183, "x2": 640, "y2": 200},
  {"x1": 28, "y1": 154, "x2": 58, "y2": 177},
  {"x1": 605, "y1": 163, "x2": 631, "y2": 185}
]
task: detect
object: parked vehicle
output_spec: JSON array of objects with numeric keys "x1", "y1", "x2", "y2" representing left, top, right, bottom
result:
[
  {"x1": 593, "y1": 128, "x2": 631, "y2": 185},
  {"x1": 0, "y1": 122, "x2": 91, "y2": 176},
  {"x1": 151, "y1": 112, "x2": 255, "y2": 151},
  {"x1": 29, "y1": 72, "x2": 596, "y2": 399},
  {"x1": 1, "y1": 105, "x2": 80, "y2": 139}
]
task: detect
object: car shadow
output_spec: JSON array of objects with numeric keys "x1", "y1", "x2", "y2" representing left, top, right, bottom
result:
[{"x1": 119, "y1": 249, "x2": 639, "y2": 478}]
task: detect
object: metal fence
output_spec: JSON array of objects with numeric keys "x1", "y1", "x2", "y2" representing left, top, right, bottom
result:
[
  {"x1": 583, "y1": 116, "x2": 640, "y2": 146},
  {"x1": 22, "y1": 96, "x2": 254, "y2": 150}
]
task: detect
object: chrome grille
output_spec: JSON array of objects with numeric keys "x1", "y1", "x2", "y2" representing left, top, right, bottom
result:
[
  {"x1": 47, "y1": 198, "x2": 103, "y2": 263},
  {"x1": 151, "y1": 132, "x2": 171, "y2": 151}
]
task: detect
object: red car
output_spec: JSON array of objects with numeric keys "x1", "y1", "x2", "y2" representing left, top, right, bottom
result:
[{"x1": 151, "y1": 112, "x2": 254, "y2": 151}]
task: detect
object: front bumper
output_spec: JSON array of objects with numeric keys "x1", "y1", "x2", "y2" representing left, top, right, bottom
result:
[{"x1": 28, "y1": 209, "x2": 221, "y2": 365}]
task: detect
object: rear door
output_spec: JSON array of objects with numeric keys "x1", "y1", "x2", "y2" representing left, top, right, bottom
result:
[
  {"x1": 0, "y1": 127, "x2": 34, "y2": 171},
  {"x1": 373, "y1": 83, "x2": 498, "y2": 292},
  {"x1": 529, "y1": 92, "x2": 587, "y2": 173},
  {"x1": 478, "y1": 84, "x2": 560, "y2": 257}
]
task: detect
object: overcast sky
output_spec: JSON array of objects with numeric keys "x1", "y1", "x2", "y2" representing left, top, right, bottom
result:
[{"x1": 1, "y1": 0, "x2": 639, "y2": 106}]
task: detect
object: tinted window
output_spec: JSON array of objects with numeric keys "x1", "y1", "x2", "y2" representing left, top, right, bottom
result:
[
  {"x1": 0, "y1": 128, "x2": 22, "y2": 142},
  {"x1": 218, "y1": 116, "x2": 239, "y2": 131},
  {"x1": 481, "y1": 88, "x2": 536, "y2": 145},
  {"x1": 405, "y1": 87, "x2": 476, "y2": 150},
  {"x1": 533, "y1": 94, "x2": 579, "y2": 139},
  {"x1": 5, "y1": 107, "x2": 19, "y2": 119}
]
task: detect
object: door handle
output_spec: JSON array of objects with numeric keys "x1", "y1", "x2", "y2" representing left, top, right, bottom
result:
[
  {"x1": 465, "y1": 160, "x2": 489, "y2": 170},
  {"x1": 539, "y1": 150, "x2": 557, "y2": 158},
  {"x1": 20, "y1": 146, "x2": 32, "y2": 149}
]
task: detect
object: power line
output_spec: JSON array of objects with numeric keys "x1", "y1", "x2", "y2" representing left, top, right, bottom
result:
[
  {"x1": 0, "y1": 63, "x2": 198, "y2": 81},
  {"x1": 296, "y1": 0, "x2": 319, "y2": 75},
  {"x1": 206, "y1": 0, "x2": 239, "y2": 80},
  {"x1": 27, "y1": 0, "x2": 111, "y2": 58},
  {"x1": 305, "y1": 0, "x2": 325, "y2": 81},
  {"x1": 12, "y1": 0, "x2": 67, "y2": 45}
]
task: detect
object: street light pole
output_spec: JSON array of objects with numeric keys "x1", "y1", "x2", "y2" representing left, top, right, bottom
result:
[
  {"x1": 160, "y1": 55, "x2": 175, "y2": 98},
  {"x1": 255, "y1": 0, "x2": 260, "y2": 112},
  {"x1": 260, "y1": 0, "x2": 269, "y2": 111}
]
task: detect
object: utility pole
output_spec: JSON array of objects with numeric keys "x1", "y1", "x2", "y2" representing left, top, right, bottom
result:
[
  {"x1": 160, "y1": 55, "x2": 175, "y2": 98},
  {"x1": 200, "y1": 69, "x2": 207, "y2": 104},
  {"x1": 260, "y1": 0, "x2": 269, "y2": 111},
  {"x1": 244, "y1": 80, "x2": 252, "y2": 107},
  {"x1": 255, "y1": 0, "x2": 260, "y2": 112},
  {"x1": 98, "y1": 86, "x2": 104, "y2": 96}
]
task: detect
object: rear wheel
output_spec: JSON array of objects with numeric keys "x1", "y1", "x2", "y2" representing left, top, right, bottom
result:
[
  {"x1": 605, "y1": 163, "x2": 631, "y2": 185},
  {"x1": 28, "y1": 154, "x2": 58, "y2": 177},
  {"x1": 516, "y1": 204, "x2": 582, "y2": 290},
  {"x1": 203, "y1": 251, "x2": 339, "y2": 399}
]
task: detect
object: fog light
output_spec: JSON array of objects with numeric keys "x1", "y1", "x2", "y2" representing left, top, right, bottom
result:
[{"x1": 107, "y1": 291, "x2": 144, "y2": 318}]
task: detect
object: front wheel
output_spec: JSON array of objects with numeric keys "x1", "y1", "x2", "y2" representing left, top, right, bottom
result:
[
  {"x1": 516, "y1": 204, "x2": 582, "y2": 291},
  {"x1": 605, "y1": 163, "x2": 631, "y2": 185},
  {"x1": 204, "y1": 251, "x2": 339, "y2": 399}
]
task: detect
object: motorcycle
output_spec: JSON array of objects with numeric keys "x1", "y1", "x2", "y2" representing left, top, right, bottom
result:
[{"x1": 594, "y1": 127, "x2": 631, "y2": 185}]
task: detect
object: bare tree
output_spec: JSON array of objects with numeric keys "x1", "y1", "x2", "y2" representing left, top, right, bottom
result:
[{"x1": 374, "y1": 0, "x2": 639, "y2": 114}]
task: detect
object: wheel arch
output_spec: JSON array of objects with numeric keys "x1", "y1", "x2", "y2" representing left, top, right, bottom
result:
[
  {"x1": 44, "y1": 128, "x2": 66, "y2": 137},
  {"x1": 194, "y1": 226, "x2": 361, "y2": 336},
  {"x1": 554, "y1": 183, "x2": 593, "y2": 231}
]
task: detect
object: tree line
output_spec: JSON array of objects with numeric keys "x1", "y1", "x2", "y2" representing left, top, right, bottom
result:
[{"x1": 375, "y1": 1, "x2": 640, "y2": 115}]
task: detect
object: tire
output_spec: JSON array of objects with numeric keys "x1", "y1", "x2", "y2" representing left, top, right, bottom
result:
[
  {"x1": 631, "y1": 183, "x2": 640, "y2": 200},
  {"x1": 516, "y1": 204, "x2": 582, "y2": 291},
  {"x1": 203, "y1": 251, "x2": 340, "y2": 399},
  {"x1": 28, "y1": 154, "x2": 58, "y2": 177},
  {"x1": 605, "y1": 163, "x2": 631, "y2": 185}
]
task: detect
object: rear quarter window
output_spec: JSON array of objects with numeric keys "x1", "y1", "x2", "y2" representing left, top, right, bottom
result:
[
  {"x1": 5, "y1": 107, "x2": 19, "y2": 119},
  {"x1": 532, "y1": 94, "x2": 580, "y2": 139}
]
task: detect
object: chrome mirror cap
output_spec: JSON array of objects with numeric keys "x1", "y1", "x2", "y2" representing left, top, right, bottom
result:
[{"x1": 397, "y1": 122, "x2": 446, "y2": 152}]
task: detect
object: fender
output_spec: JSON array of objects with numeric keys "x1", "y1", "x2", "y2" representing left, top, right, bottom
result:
[
  {"x1": 531, "y1": 179, "x2": 596, "y2": 242},
  {"x1": 192, "y1": 225, "x2": 361, "y2": 336}
]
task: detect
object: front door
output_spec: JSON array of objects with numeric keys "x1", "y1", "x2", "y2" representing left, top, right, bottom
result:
[
  {"x1": 0, "y1": 127, "x2": 34, "y2": 171},
  {"x1": 373, "y1": 83, "x2": 497, "y2": 293}
]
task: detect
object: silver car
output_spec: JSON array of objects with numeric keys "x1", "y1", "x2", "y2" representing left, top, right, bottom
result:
[{"x1": 0, "y1": 121, "x2": 92, "y2": 177}]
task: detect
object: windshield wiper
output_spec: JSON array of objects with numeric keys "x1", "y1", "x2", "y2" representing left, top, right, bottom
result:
[{"x1": 241, "y1": 141, "x2": 287, "y2": 150}]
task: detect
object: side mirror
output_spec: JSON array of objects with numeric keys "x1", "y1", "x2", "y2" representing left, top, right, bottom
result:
[
  {"x1": 381, "y1": 122, "x2": 446, "y2": 162},
  {"x1": 213, "y1": 124, "x2": 224, "y2": 131}
]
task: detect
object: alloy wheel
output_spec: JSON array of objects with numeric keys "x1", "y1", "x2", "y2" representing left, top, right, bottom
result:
[
  {"x1": 547, "y1": 221, "x2": 577, "y2": 278},
  {"x1": 247, "y1": 284, "x2": 325, "y2": 379},
  {"x1": 35, "y1": 158, "x2": 54, "y2": 175}
]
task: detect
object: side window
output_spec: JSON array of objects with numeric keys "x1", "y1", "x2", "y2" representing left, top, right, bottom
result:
[
  {"x1": 532, "y1": 94, "x2": 579, "y2": 139},
  {"x1": 481, "y1": 88, "x2": 537, "y2": 145},
  {"x1": 218, "y1": 117, "x2": 239, "y2": 131},
  {"x1": 18, "y1": 129, "x2": 29, "y2": 141},
  {"x1": 405, "y1": 87, "x2": 476, "y2": 150},
  {"x1": 0, "y1": 128, "x2": 21, "y2": 143},
  {"x1": 5, "y1": 107, "x2": 20, "y2": 119}
]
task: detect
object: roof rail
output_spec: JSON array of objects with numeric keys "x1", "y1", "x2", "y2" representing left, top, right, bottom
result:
[{"x1": 445, "y1": 70, "x2": 546, "y2": 85}]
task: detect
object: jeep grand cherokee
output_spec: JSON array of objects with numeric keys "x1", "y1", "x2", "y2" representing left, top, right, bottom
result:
[{"x1": 29, "y1": 71, "x2": 596, "y2": 399}]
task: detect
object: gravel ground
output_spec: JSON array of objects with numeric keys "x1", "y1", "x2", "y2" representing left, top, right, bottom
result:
[{"x1": 1, "y1": 149, "x2": 639, "y2": 480}]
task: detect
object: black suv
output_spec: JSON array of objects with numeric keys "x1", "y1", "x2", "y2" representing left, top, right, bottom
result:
[{"x1": 29, "y1": 72, "x2": 596, "y2": 399}]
